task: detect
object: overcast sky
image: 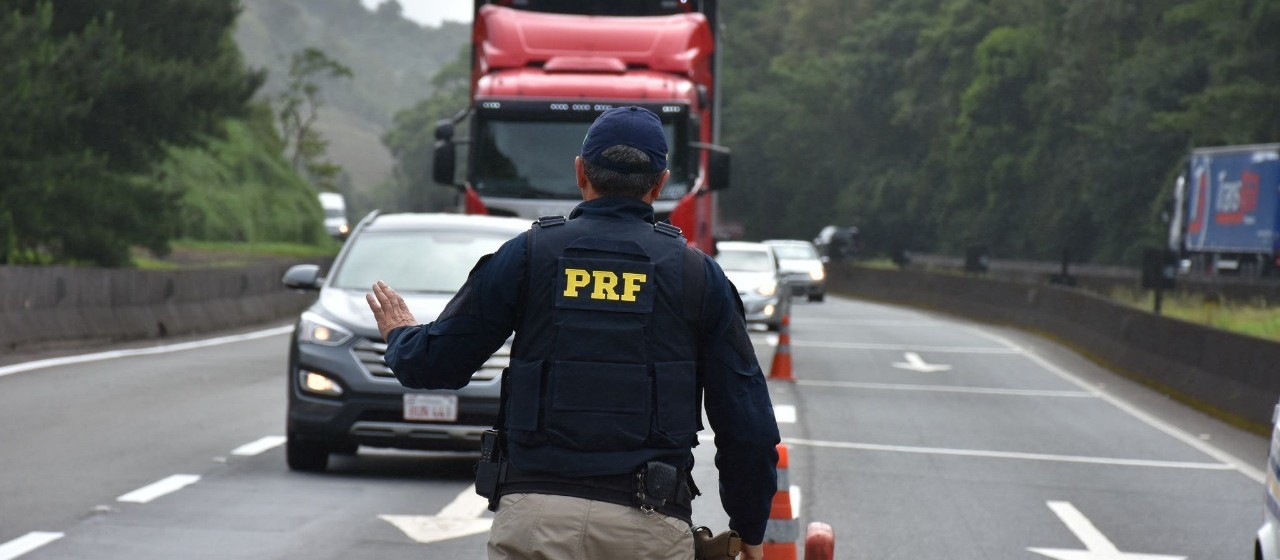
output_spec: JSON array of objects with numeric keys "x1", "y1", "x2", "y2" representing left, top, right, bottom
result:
[{"x1": 360, "y1": 0, "x2": 474, "y2": 27}]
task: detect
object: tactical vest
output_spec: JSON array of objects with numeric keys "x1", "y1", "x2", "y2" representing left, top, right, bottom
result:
[{"x1": 504, "y1": 213, "x2": 704, "y2": 476}]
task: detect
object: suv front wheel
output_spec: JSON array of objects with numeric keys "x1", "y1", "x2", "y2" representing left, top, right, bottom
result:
[{"x1": 287, "y1": 432, "x2": 330, "y2": 472}]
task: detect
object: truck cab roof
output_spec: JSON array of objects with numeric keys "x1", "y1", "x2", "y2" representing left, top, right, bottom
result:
[{"x1": 474, "y1": 5, "x2": 714, "y2": 98}]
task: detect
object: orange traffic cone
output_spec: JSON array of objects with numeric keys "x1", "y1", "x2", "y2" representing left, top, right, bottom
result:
[
  {"x1": 769, "y1": 303, "x2": 795, "y2": 382},
  {"x1": 803, "y1": 522, "x2": 835, "y2": 560},
  {"x1": 762, "y1": 443, "x2": 799, "y2": 560}
]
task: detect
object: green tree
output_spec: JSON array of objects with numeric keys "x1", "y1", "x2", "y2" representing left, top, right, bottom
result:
[
  {"x1": 274, "y1": 47, "x2": 353, "y2": 192},
  {"x1": 0, "y1": 0, "x2": 262, "y2": 266},
  {"x1": 381, "y1": 44, "x2": 471, "y2": 212}
]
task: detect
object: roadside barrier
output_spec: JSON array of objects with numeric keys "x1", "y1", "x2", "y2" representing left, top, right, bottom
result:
[
  {"x1": 763, "y1": 443, "x2": 799, "y2": 560},
  {"x1": 768, "y1": 301, "x2": 795, "y2": 382},
  {"x1": 803, "y1": 522, "x2": 835, "y2": 560}
]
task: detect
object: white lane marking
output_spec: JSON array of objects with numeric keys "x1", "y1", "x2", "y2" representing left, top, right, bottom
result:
[
  {"x1": 0, "y1": 326, "x2": 293, "y2": 379},
  {"x1": 793, "y1": 319, "x2": 948, "y2": 327},
  {"x1": 380, "y1": 484, "x2": 493, "y2": 545},
  {"x1": 789, "y1": 485, "x2": 801, "y2": 520},
  {"x1": 790, "y1": 340, "x2": 1019, "y2": 354},
  {"x1": 774, "y1": 405, "x2": 796, "y2": 424},
  {"x1": 231, "y1": 435, "x2": 287, "y2": 456},
  {"x1": 795, "y1": 379, "x2": 1096, "y2": 398},
  {"x1": 0, "y1": 532, "x2": 63, "y2": 560},
  {"x1": 891, "y1": 352, "x2": 952, "y2": 372},
  {"x1": 117, "y1": 474, "x2": 201, "y2": 503},
  {"x1": 1028, "y1": 501, "x2": 1185, "y2": 560},
  {"x1": 783, "y1": 437, "x2": 1235, "y2": 471},
  {"x1": 966, "y1": 327, "x2": 1267, "y2": 484}
]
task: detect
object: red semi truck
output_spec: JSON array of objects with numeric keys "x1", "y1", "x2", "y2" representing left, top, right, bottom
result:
[{"x1": 431, "y1": 0, "x2": 730, "y2": 253}]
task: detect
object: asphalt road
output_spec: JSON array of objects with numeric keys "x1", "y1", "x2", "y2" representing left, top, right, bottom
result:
[{"x1": 0, "y1": 296, "x2": 1267, "y2": 559}]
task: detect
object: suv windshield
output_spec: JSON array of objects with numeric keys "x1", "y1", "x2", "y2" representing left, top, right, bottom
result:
[
  {"x1": 472, "y1": 118, "x2": 690, "y2": 200},
  {"x1": 716, "y1": 250, "x2": 775, "y2": 272},
  {"x1": 771, "y1": 244, "x2": 819, "y2": 260},
  {"x1": 329, "y1": 230, "x2": 511, "y2": 292}
]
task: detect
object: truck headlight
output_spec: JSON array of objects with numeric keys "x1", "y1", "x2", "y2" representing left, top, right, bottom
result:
[
  {"x1": 298, "y1": 312, "x2": 353, "y2": 346},
  {"x1": 809, "y1": 267, "x2": 825, "y2": 281}
]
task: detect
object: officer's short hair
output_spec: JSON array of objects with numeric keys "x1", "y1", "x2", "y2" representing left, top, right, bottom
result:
[{"x1": 582, "y1": 145, "x2": 665, "y2": 199}]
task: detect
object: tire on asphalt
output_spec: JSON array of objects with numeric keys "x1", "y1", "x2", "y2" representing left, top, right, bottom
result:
[{"x1": 287, "y1": 433, "x2": 330, "y2": 472}]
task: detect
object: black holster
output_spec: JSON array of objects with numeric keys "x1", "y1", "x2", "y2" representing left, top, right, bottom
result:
[{"x1": 474, "y1": 429, "x2": 508, "y2": 511}]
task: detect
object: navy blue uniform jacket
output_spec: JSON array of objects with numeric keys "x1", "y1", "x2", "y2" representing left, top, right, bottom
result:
[{"x1": 384, "y1": 196, "x2": 781, "y2": 545}]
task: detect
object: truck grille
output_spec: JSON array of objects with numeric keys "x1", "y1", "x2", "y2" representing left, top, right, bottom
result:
[{"x1": 352, "y1": 338, "x2": 509, "y2": 381}]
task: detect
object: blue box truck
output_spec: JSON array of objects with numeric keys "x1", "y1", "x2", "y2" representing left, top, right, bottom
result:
[{"x1": 1169, "y1": 143, "x2": 1280, "y2": 275}]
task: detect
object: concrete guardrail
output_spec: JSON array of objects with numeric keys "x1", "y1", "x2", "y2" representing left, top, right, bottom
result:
[{"x1": 0, "y1": 259, "x2": 330, "y2": 354}]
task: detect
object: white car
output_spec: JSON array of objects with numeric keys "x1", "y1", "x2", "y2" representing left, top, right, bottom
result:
[
  {"x1": 764, "y1": 239, "x2": 826, "y2": 302},
  {"x1": 319, "y1": 192, "x2": 350, "y2": 239},
  {"x1": 715, "y1": 241, "x2": 784, "y2": 331},
  {"x1": 1258, "y1": 400, "x2": 1280, "y2": 559}
]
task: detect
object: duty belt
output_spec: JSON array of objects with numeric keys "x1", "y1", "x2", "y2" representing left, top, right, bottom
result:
[{"x1": 498, "y1": 464, "x2": 695, "y2": 523}]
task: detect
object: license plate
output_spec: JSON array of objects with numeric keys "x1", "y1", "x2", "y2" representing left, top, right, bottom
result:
[{"x1": 403, "y1": 394, "x2": 458, "y2": 422}]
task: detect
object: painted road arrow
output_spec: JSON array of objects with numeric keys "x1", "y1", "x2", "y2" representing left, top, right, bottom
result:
[
  {"x1": 891, "y1": 352, "x2": 951, "y2": 373},
  {"x1": 380, "y1": 484, "x2": 493, "y2": 545},
  {"x1": 1028, "y1": 501, "x2": 1184, "y2": 560}
]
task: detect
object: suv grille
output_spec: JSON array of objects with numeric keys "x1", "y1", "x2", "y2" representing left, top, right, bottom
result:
[{"x1": 353, "y1": 338, "x2": 510, "y2": 381}]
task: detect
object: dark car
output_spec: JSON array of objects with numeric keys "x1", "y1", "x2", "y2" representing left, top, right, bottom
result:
[{"x1": 280, "y1": 212, "x2": 529, "y2": 471}]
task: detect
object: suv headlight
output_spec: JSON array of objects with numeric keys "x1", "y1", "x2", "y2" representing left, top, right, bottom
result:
[
  {"x1": 297, "y1": 311, "x2": 353, "y2": 346},
  {"x1": 810, "y1": 267, "x2": 825, "y2": 281},
  {"x1": 756, "y1": 281, "x2": 778, "y2": 297}
]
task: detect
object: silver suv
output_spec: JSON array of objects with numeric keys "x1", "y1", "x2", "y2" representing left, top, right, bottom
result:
[{"x1": 281, "y1": 212, "x2": 528, "y2": 471}]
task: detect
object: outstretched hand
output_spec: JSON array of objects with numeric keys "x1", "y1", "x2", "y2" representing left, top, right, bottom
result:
[{"x1": 366, "y1": 281, "x2": 418, "y2": 341}]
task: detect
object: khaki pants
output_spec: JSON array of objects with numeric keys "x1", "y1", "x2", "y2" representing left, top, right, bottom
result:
[{"x1": 488, "y1": 493, "x2": 695, "y2": 560}]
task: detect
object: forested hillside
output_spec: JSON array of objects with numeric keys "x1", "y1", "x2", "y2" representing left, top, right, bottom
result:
[
  {"x1": 1, "y1": 0, "x2": 284, "y2": 266},
  {"x1": 235, "y1": 0, "x2": 469, "y2": 190},
  {"x1": 718, "y1": 0, "x2": 1280, "y2": 264}
]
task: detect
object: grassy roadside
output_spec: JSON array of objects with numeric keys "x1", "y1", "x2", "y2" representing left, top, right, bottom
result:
[
  {"x1": 133, "y1": 239, "x2": 341, "y2": 270},
  {"x1": 1107, "y1": 287, "x2": 1280, "y2": 342},
  {"x1": 847, "y1": 260, "x2": 1280, "y2": 343}
]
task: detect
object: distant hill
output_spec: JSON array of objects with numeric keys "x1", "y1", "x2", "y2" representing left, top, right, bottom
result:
[{"x1": 234, "y1": 0, "x2": 469, "y2": 191}]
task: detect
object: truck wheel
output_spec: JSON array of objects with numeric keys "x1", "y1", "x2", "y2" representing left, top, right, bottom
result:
[
  {"x1": 287, "y1": 433, "x2": 330, "y2": 472},
  {"x1": 808, "y1": 293, "x2": 824, "y2": 303}
]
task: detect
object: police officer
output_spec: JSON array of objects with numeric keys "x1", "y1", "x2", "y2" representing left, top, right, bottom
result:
[{"x1": 366, "y1": 106, "x2": 779, "y2": 560}]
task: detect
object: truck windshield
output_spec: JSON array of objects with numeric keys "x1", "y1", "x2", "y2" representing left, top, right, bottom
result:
[{"x1": 472, "y1": 118, "x2": 690, "y2": 200}]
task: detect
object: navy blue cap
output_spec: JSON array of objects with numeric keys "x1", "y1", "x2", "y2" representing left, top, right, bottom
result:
[{"x1": 581, "y1": 106, "x2": 668, "y2": 174}]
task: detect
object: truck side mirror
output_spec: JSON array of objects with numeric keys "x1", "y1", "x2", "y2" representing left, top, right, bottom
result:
[
  {"x1": 708, "y1": 150, "x2": 730, "y2": 191},
  {"x1": 434, "y1": 120, "x2": 454, "y2": 141},
  {"x1": 432, "y1": 141, "x2": 457, "y2": 186},
  {"x1": 432, "y1": 119, "x2": 458, "y2": 186}
]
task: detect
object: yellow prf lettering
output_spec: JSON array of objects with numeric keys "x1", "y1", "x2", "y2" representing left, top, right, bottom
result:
[
  {"x1": 620, "y1": 272, "x2": 647, "y2": 302},
  {"x1": 563, "y1": 268, "x2": 591, "y2": 297},
  {"x1": 591, "y1": 270, "x2": 620, "y2": 300}
]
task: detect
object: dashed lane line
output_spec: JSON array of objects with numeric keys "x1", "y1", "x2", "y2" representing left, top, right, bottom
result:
[
  {"x1": 774, "y1": 405, "x2": 797, "y2": 423},
  {"x1": 794, "y1": 379, "x2": 1096, "y2": 398},
  {"x1": 117, "y1": 475, "x2": 201, "y2": 504},
  {"x1": 964, "y1": 326, "x2": 1266, "y2": 484},
  {"x1": 0, "y1": 326, "x2": 294, "y2": 379},
  {"x1": 784, "y1": 437, "x2": 1236, "y2": 471},
  {"x1": 0, "y1": 532, "x2": 63, "y2": 560},
  {"x1": 789, "y1": 340, "x2": 1020, "y2": 354},
  {"x1": 231, "y1": 435, "x2": 287, "y2": 456}
]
